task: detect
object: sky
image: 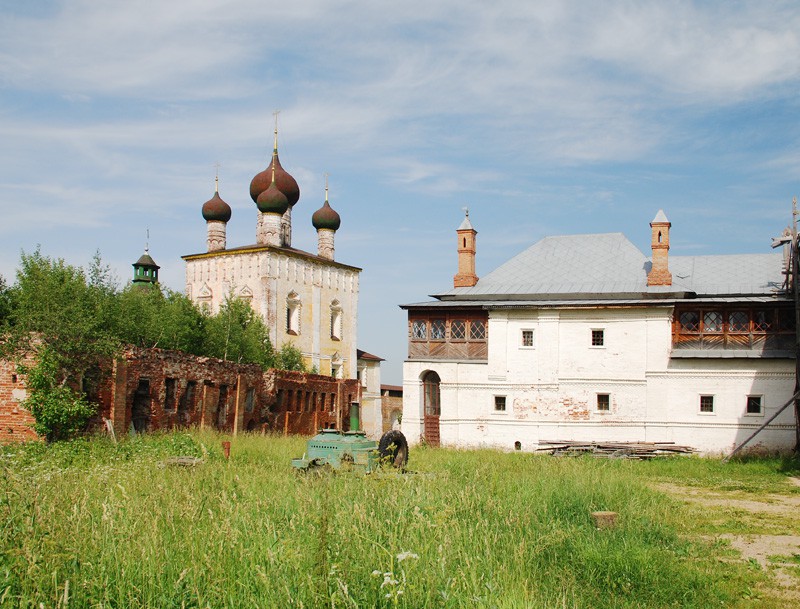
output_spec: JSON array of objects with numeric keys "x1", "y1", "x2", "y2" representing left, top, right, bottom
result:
[{"x1": 1, "y1": 0, "x2": 799, "y2": 384}]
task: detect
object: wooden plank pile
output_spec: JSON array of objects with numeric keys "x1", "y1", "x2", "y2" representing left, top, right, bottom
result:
[{"x1": 537, "y1": 440, "x2": 695, "y2": 459}]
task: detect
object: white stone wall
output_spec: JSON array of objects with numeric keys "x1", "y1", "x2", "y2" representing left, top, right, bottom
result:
[
  {"x1": 185, "y1": 248, "x2": 360, "y2": 379},
  {"x1": 402, "y1": 305, "x2": 797, "y2": 454},
  {"x1": 358, "y1": 358, "x2": 383, "y2": 438}
]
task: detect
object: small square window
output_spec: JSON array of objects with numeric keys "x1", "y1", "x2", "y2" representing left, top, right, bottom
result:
[
  {"x1": 494, "y1": 396, "x2": 506, "y2": 412},
  {"x1": 521, "y1": 330, "x2": 534, "y2": 347},
  {"x1": 746, "y1": 396, "x2": 762, "y2": 415},
  {"x1": 597, "y1": 394, "x2": 610, "y2": 411},
  {"x1": 700, "y1": 395, "x2": 714, "y2": 413},
  {"x1": 591, "y1": 329, "x2": 605, "y2": 347}
]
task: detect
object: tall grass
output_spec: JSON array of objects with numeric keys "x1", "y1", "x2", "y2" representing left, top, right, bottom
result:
[{"x1": 0, "y1": 432, "x2": 783, "y2": 608}]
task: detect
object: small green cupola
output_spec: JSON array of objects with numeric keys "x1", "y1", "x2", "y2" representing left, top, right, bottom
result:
[{"x1": 132, "y1": 248, "x2": 160, "y2": 285}]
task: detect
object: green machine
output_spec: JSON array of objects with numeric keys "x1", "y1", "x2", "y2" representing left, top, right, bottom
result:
[{"x1": 292, "y1": 429, "x2": 408, "y2": 473}]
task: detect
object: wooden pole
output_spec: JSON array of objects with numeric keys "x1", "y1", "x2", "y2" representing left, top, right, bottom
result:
[
  {"x1": 793, "y1": 197, "x2": 800, "y2": 452},
  {"x1": 725, "y1": 390, "x2": 800, "y2": 461}
]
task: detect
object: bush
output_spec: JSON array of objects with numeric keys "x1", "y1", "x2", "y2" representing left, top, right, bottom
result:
[{"x1": 22, "y1": 349, "x2": 96, "y2": 441}]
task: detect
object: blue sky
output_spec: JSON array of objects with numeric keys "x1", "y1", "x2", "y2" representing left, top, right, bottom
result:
[{"x1": 1, "y1": 1, "x2": 799, "y2": 384}]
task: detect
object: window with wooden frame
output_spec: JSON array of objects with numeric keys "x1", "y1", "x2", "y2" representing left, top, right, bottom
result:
[
  {"x1": 699, "y1": 395, "x2": 714, "y2": 414},
  {"x1": 494, "y1": 395, "x2": 507, "y2": 412},
  {"x1": 591, "y1": 329, "x2": 605, "y2": 347},
  {"x1": 673, "y1": 305, "x2": 795, "y2": 351},
  {"x1": 430, "y1": 319, "x2": 446, "y2": 340},
  {"x1": 450, "y1": 320, "x2": 466, "y2": 340},
  {"x1": 470, "y1": 320, "x2": 486, "y2": 340},
  {"x1": 412, "y1": 320, "x2": 427, "y2": 340},
  {"x1": 521, "y1": 329, "x2": 534, "y2": 348},
  {"x1": 596, "y1": 393, "x2": 610, "y2": 411}
]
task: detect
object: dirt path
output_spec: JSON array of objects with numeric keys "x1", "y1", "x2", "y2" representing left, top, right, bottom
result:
[{"x1": 655, "y1": 478, "x2": 800, "y2": 602}]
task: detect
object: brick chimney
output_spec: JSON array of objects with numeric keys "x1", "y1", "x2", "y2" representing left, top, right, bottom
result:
[
  {"x1": 647, "y1": 209, "x2": 672, "y2": 286},
  {"x1": 454, "y1": 209, "x2": 478, "y2": 288}
]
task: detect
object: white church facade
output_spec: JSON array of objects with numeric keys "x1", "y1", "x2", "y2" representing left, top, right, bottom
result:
[
  {"x1": 182, "y1": 123, "x2": 361, "y2": 381},
  {"x1": 401, "y1": 211, "x2": 797, "y2": 454}
]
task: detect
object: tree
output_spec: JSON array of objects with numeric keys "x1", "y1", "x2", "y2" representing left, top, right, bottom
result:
[
  {"x1": 4, "y1": 248, "x2": 120, "y2": 381},
  {"x1": 275, "y1": 342, "x2": 307, "y2": 372},
  {"x1": 2, "y1": 249, "x2": 121, "y2": 440},
  {"x1": 204, "y1": 296, "x2": 276, "y2": 368}
]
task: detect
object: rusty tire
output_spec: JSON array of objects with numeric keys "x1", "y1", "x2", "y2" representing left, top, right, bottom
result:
[{"x1": 378, "y1": 430, "x2": 409, "y2": 469}]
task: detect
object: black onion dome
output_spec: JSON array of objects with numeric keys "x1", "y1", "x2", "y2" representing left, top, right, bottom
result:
[
  {"x1": 256, "y1": 180, "x2": 290, "y2": 215},
  {"x1": 250, "y1": 154, "x2": 300, "y2": 207},
  {"x1": 312, "y1": 200, "x2": 341, "y2": 231},
  {"x1": 201, "y1": 191, "x2": 232, "y2": 222}
]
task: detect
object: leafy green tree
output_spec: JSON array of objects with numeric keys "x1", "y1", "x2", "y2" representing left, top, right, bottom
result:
[
  {"x1": 2, "y1": 249, "x2": 120, "y2": 440},
  {"x1": 4, "y1": 249, "x2": 120, "y2": 382},
  {"x1": 275, "y1": 342, "x2": 307, "y2": 372},
  {"x1": 0, "y1": 274, "x2": 12, "y2": 328},
  {"x1": 204, "y1": 296, "x2": 276, "y2": 368}
]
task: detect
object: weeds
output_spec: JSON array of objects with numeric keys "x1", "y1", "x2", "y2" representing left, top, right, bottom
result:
[{"x1": 0, "y1": 433, "x2": 793, "y2": 607}]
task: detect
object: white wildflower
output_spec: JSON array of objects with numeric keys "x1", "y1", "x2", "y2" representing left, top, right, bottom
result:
[{"x1": 396, "y1": 551, "x2": 419, "y2": 562}]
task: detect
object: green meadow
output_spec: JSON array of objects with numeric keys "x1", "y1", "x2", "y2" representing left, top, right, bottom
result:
[{"x1": 1, "y1": 432, "x2": 798, "y2": 608}]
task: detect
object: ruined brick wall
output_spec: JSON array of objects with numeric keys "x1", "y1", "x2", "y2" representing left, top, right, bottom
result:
[
  {"x1": 0, "y1": 356, "x2": 39, "y2": 443},
  {"x1": 263, "y1": 369, "x2": 361, "y2": 434},
  {"x1": 113, "y1": 346, "x2": 266, "y2": 437},
  {"x1": 1, "y1": 345, "x2": 364, "y2": 443}
]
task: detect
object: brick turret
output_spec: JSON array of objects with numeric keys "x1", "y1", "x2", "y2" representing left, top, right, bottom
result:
[
  {"x1": 454, "y1": 209, "x2": 478, "y2": 288},
  {"x1": 647, "y1": 209, "x2": 672, "y2": 286}
]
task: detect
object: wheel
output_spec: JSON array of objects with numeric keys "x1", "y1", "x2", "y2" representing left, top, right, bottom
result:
[{"x1": 378, "y1": 430, "x2": 409, "y2": 469}]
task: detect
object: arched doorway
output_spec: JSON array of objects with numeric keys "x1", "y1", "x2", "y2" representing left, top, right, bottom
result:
[{"x1": 422, "y1": 371, "x2": 441, "y2": 446}]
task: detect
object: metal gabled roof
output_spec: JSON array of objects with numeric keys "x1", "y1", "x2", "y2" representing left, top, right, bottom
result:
[{"x1": 432, "y1": 232, "x2": 786, "y2": 301}]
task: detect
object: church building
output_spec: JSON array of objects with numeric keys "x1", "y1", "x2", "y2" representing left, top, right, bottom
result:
[
  {"x1": 182, "y1": 122, "x2": 361, "y2": 380},
  {"x1": 401, "y1": 211, "x2": 797, "y2": 454}
]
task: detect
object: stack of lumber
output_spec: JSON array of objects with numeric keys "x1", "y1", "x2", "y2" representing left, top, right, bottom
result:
[{"x1": 537, "y1": 440, "x2": 695, "y2": 459}]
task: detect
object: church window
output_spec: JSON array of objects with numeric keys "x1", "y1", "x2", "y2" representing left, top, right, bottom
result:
[
  {"x1": 470, "y1": 320, "x2": 486, "y2": 340},
  {"x1": 330, "y1": 300, "x2": 342, "y2": 341},
  {"x1": 591, "y1": 329, "x2": 605, "y2": 347},
  {"x1": 286, "y1": 292, "x2": 301, "y2": 335},
  {"x1": 699, "y1": 395, "x2": 714, "y2": 413},
  {"x1": 450, "y1": 320, "x2": 466, "y2": 340},
  {"x1": 431, "y1": 319, "x2": 446, "y2": 340},
  {"x1": 494, "y1": 395, "x2": 506, "y2": 412},
  {"x1": 596, "y1": 394, "x2": 610, "y2": 411},
  {"x1": 412, "y1": 320, "x2": 427, "y2": 340}
]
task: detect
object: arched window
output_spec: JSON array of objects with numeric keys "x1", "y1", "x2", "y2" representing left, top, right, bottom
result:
[
  {"x1": 422, "y1": 371, "x2": 441, "y2": 417},
  {"x1": 286, "y1": 292, "x2": 301, "y2": 335},
  {"x1": 330, "y1": 300, "x2": 342, "y2": 341}
]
